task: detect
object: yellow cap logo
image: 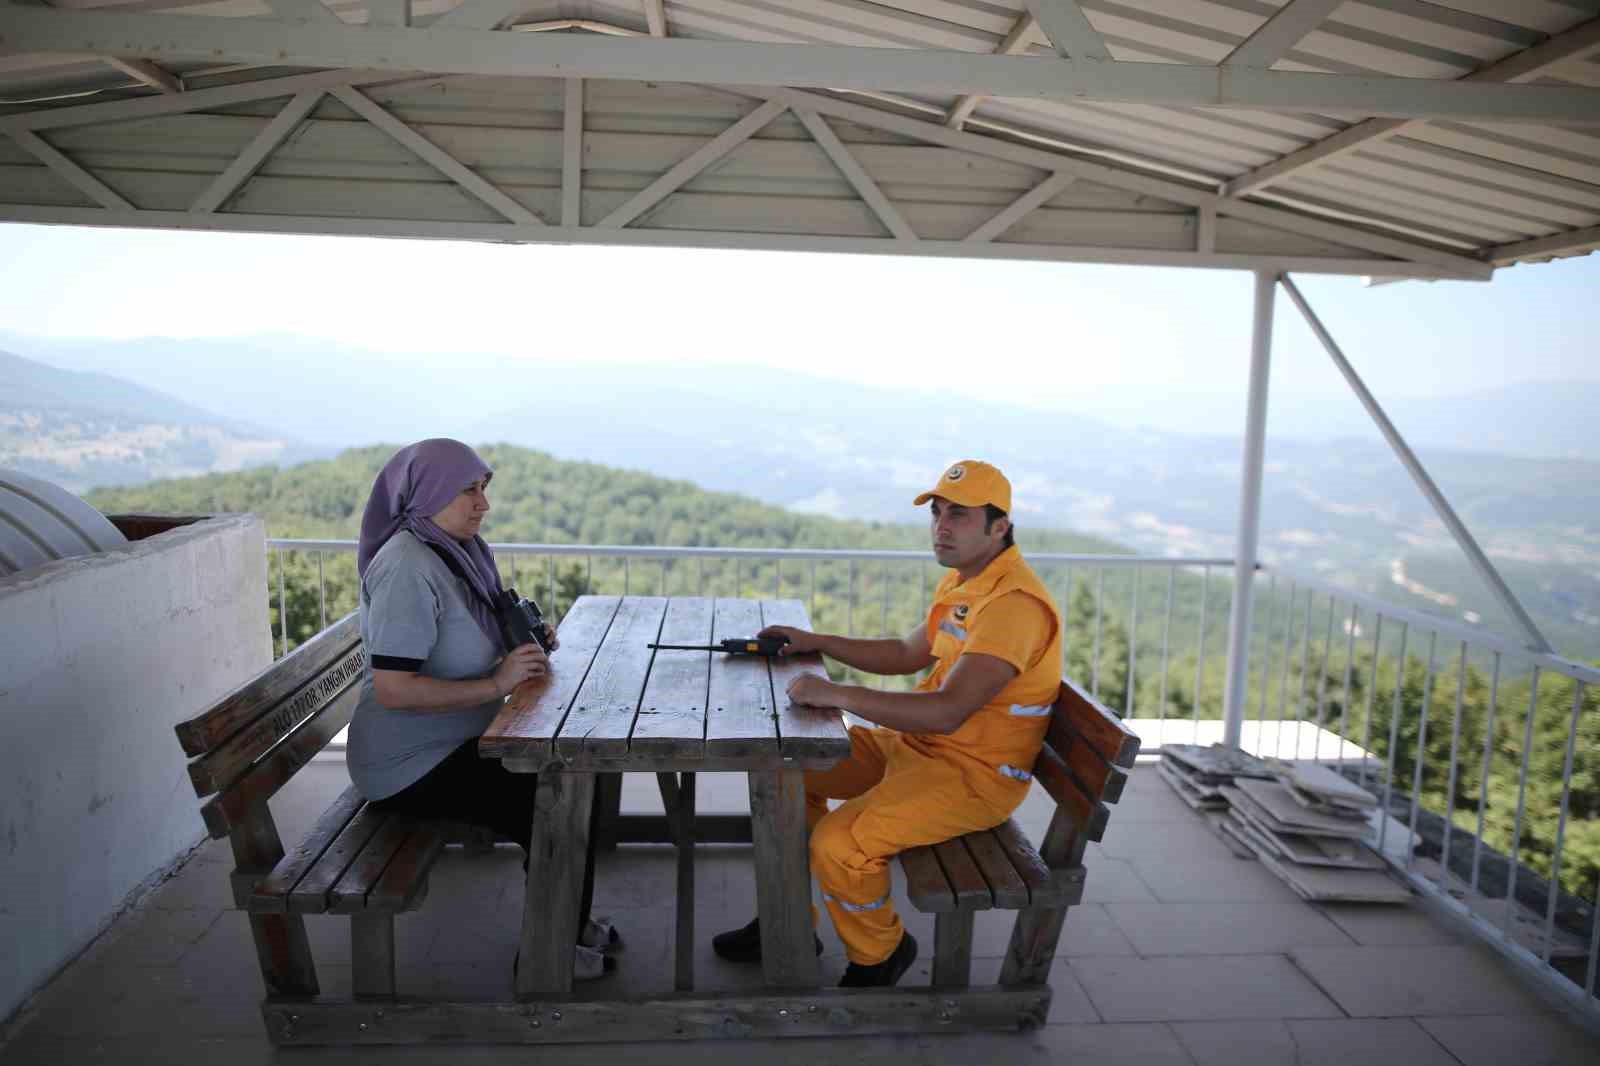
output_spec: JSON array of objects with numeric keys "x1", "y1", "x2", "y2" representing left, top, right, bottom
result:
[
  {"x1": 946, "y1": 464, "x2": 966, "y2": 482},
  {"x1": 953, "y1": 604, "x2": 970, "y2": 621}
]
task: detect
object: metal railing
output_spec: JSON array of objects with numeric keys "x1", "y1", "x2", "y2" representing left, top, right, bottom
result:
[
  {"x1": 1246, "y1": 564, "x2": 1598, "y2": 1018},
  {"x1": 266, "y1": 537, "x2": 1597, "y2": 1015}
]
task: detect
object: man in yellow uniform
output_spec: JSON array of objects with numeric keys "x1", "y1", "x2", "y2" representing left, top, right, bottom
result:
[{"x1": 712, "y1": 460, "x2": 1063, "y2": 987}]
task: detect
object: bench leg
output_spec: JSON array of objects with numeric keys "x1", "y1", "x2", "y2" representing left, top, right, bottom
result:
[
  {"x1": 999, "y1": 906, "x2": 1069, "y2": 986},
  {"x1": 932, "y1": 910, "x2": 975, "y2": 989},
  {"x1": 232, "y1": 810, "x2": 318, "y2": 997},
  {"x1": 246, "y1": 913, "x2": 320, "y2": 997},
  {"x1": 517, "y1": 771, "x2": 596, "y2": 1001},
  {"x1": 351, "y1": 913, "x2": 396, "y2": 999}
]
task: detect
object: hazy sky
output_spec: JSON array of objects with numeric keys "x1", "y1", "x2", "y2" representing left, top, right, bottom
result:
[{"x1": 2, "y1": 222, "x2": 1595, "y2": 411}]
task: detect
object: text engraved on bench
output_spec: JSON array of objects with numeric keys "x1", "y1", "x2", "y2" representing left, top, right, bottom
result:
[
  {"x1": 480, "y1": 595, "x2": 621, "y2": 761},
  {"x1": 705, "y1": 598, "x2": 776, "y2": 758},
  {"x1": 200, "y1": 682, "x2": 361, "y2": 838},
  {"x1": 175, "y1": 612, "x2": 360, "y2": 756},
  {"x1": 555, "y1": 596, "x2": 667, "y2": 760},
  {"x1": 761, "y1": 598, "x2": 848, "y2": 760},
  {"x1": 631, "y1": 596, "x2": 714, "y2": 759},
  {"x1": 189, "y1": 643, "x2": 366, "y2": 796}
]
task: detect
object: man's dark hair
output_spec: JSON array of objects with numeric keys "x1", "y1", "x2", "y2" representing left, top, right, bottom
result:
[{"x1": 984, "y1": 504, "x2": 1016, "y2": 549}]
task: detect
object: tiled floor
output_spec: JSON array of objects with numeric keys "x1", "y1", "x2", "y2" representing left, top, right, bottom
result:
[{"x1": 2, "y1": 764, "x2": 1596, "y2": 1065}]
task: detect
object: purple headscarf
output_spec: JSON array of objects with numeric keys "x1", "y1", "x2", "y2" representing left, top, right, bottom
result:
[{"x1": 358, "y1": 439, "x2": 505, "y2": 650}]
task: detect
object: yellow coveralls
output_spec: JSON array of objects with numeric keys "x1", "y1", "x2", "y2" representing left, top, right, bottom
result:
[{"x1": 806, "y1": 546, "x2": 1063, "y2": 965}]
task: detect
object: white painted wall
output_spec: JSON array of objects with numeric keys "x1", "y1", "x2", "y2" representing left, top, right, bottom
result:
[{"x1": 0, "y1": 515, "x2": 271, "y2": 1022}]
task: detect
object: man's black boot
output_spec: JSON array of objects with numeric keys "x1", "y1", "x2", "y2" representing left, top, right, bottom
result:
[
  {"x1": 710, "y1": 917, "x2": 823, "y2": 963},
  {"x1": 837, "y1": 931, "x2": 918, "y2": 988}
]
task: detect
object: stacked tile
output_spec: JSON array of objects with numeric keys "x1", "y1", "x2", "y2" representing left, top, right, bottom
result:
[
  {"x1": 1220, "y1": 764, "x2": 1410, "y2": 903},
  {"x1": 1156, "y1": 742, "x2": 1277, "y2": 811}
]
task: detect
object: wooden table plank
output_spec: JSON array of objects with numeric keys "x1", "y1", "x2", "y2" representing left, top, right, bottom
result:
[
  {"x1": 480, "y1": 596, "x2": 621, "y2": 761},
  {"x1": 555, "y1": 597, "x2": 667, "y2": 760},
  {"x1": 705, "y1": 598, "x2": 777, "y2": 758},
  {"x1": 630, "y1": 597, "x2": 713, "y2": 760},
  {"x1": 761, "y1": 598, "x2": 850, "y2": 760}
]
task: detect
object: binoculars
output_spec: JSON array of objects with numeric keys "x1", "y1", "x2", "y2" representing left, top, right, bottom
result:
[{"x1": 494, "y1": 587, "x2": 552, "y2": 653}]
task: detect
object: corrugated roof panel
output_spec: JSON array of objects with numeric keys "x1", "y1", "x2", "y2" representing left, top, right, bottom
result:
[{"x1": 0, "y1": 0, "x2": 1594, "y2": 271}]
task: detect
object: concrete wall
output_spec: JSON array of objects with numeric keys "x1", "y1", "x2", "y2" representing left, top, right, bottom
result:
[{"x1": 0, "y1": 515, "x2": 272, "y2": 1022}]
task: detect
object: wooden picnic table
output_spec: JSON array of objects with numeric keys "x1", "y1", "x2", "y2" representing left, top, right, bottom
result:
[{"x1": 479, "y1": 594, "x2": 851, "y2": 1001}]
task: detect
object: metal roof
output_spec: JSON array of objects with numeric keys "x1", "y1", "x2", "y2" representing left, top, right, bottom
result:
[{"x1": 1, "y1": 1, "x2": 1597, "y2": 279}]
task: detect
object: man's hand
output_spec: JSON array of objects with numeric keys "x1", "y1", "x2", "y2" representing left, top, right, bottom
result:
[
  {"x1": 785, "y1": 673, "x2": 838, "y2": 708},
  {"x1": 759, "y1": 624, "x2": 822, "y2": 656},
  {"x1": 542, "y1": 622, "x2": 560, "y2": 652}
]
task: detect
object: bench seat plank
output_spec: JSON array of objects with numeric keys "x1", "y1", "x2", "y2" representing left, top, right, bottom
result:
[
  {"x1": 899, "y1": 843, "x2": 956, "y2": 913},
  {"x1": 251, "y1": 785, "x2": 366, "y2": 913},
  {"x1": 289, "y1": 804, "x2": 388, "y2": 914},
  {"x1": 330, "y1": 816, "x2": 415, "y2": 913},
  {"x1": 368, "y1": 823, "x2": 448, "y2": 911},
  {"x1": 963, "y1": 828, "x2": 1031, "y2": 909},
  {"x1": 990, "y1": 818, "x2": 1053, "y2": 906},
  {"x1": 933, "y1": 838, "x2": 993, "y2": 911}
]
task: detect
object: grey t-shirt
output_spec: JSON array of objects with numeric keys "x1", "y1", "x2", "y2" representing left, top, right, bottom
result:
[{"x1": 346, "y1": 530, "x2": 503, "y2": 800}]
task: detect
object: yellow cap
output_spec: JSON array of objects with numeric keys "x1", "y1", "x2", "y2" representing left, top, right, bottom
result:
[{"x1": 912, "y1": 460, "x2": 1011, "y2": 513}]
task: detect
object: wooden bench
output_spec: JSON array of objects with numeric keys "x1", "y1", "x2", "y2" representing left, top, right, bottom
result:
[
  {"x1": 173, "y1": 610, "x2": 454, "y2": 1002},
  {"x1": 897, "y1": 678, "x2": 1141, "y2": 988}
]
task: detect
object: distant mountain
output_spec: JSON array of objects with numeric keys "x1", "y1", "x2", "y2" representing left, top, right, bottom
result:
[
  {"x1": 7, "y1": 329, "x2": 1598, "y2": 462},
  {"x1": 5, "y1": 330, "x2": 1595, "y2": 656},
  {"x1": 1067, "y1": 380, "x2": 1600, "y2": 461},
  {"x1": 0, "y1": 348, "x2": 325, "y2": 492}
]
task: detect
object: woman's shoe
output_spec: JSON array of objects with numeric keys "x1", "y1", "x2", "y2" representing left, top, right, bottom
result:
[
  {"x1": 580, "y1": 916, "x2": 623, "y2": 954},
  {"x1": 512, "y1": 944, "x2": 619, "y2": 981}
]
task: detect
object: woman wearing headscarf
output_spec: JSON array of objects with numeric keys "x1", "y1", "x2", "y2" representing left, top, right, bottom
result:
[{"x1": 348, "y1": 438, "x2": 616, "y2": 980}]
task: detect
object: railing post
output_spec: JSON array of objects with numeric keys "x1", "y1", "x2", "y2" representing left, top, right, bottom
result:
[{"x1": 1222, "y1": 270, "x2": 1276, "y2": 749}]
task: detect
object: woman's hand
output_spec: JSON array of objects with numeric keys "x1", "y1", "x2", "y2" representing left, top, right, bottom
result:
[
  {"x1": 542, "y1": 622, "x2": 560, "y2": 652},
  {"x1": 493, "y1": 643, "x2": 550, "y2": 696}
]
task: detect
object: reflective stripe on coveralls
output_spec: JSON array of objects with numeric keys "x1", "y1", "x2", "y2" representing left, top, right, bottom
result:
[{"x1": 823, "y1": 892, "x2": 890, "y2": 913}]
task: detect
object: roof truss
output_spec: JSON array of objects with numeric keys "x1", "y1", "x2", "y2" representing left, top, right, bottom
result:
[
  {"x1": 3, "y1": 8, "x2": 1598, "y2": 126},
  {"x1": 0, "y1": 61, "x2": 1494, "y2": 279}
]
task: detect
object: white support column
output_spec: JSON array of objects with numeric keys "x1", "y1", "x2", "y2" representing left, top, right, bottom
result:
[
  {"x1": 1278, "y1": 275, "x2": 1554, "y2": 654},
  {"x1": 1221, "y1": 270, "x2": 1276, "y2": 750}
]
